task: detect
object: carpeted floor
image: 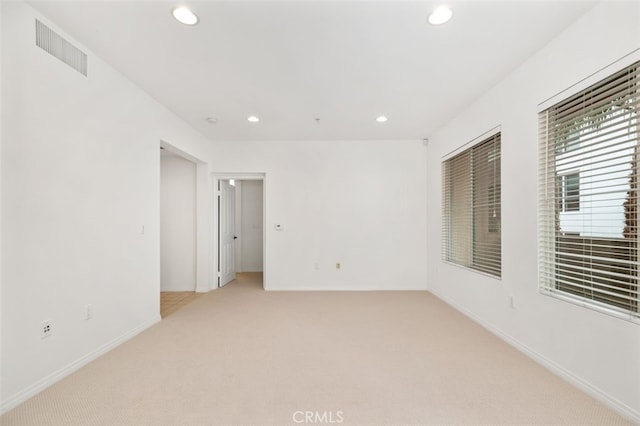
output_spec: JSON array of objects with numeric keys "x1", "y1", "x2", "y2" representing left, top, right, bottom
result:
[{"x1": 1, "y1": 273, "x2": 631, "y2": 425}]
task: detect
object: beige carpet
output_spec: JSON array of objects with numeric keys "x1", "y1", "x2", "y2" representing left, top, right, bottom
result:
[{"x1": 1, "y1": 273, "x2": 631, "y2": 425}]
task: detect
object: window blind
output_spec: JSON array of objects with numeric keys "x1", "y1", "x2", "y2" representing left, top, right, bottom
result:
[
  {"x1": 538, "y1": 61, "x2": 639, "y2": 319},
  {"x1": 442, "y1": 133, "x2": 501, "y2": 277}
]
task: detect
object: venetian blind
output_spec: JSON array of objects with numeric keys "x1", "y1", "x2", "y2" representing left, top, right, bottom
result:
[
  {"x1": 442, "y1": 134, "x2": 501, "y2": 277},
  {"x1": 538, "y1": 61, "x2": 639, "y2": 319}
]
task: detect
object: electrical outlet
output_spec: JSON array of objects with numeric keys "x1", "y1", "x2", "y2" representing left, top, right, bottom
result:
[
  {"x1": 510, "y1": 295, "x2": 516, "y2": 309},
  {"x1": 41, "y1": 320, "x2": 52, "y2": 339},
  {"x1": 336, "y1": 262, "x2": 341, "y2": 270},
  {"x1": 84, "y1": 304, "x2": 93, "y2": 320}
]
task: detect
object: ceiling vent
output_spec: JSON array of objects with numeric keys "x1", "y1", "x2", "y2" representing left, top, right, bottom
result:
[{"x1": 35, "y1": 20, "x2": 87, "y2": 77}]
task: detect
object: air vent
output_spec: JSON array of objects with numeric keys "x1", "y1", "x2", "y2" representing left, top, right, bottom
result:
[{"x1": 35, "y1": 20, "x2": 87, "y2": 76}]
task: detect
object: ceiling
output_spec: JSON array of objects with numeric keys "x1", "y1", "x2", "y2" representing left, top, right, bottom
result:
[{"x1": 29, "y1": 1, "x2": 597, "y2": 141}]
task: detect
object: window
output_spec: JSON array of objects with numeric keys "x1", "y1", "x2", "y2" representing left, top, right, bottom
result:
[
  {"x1": 560, "y1": 172, "x2": 580, "y2": 212},
  {"x1": 539, "y1": 61, "x2": 639, "y2": 320},
  {"x1": 442, "y1": 133, "x2": 501, "y2": 277}
]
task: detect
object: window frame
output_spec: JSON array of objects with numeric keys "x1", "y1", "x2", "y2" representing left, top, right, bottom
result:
[
  {"x1": 538, "y1": 59, "x2": 640, "y2": 322},
  {"x1": 442, "y1": 130, "x2": 502, "y2": 279}
]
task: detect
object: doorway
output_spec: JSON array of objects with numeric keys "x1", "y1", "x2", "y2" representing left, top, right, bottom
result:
[
  {"x1": 235, "y1": 180, "x2": 264, "y2": 274},
  {"x1": 160, "y1": 148, "x2": 197, "y2": 316},
  {"x1": 159, "y1": 143, "x2": 211, "y2": 316},
  {"x1": 214, "y1": 174, "x2": 266, "y2": 290},
  {"x1": 161, "y1": 148, "x2": 196, "y2": 290}
]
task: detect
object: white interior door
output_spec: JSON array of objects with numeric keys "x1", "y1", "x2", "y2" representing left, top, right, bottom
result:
[{"x1": 218, "y1": 180, "x2": 236, "y2": 287}]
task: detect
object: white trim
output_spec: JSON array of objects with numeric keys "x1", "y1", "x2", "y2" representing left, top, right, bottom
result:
[
  {"x1": 429, "y1": 290, "x2": 640, "y2": 424},
  {"x1": 441, "y1": 260, "x2": 502, "y2": 282},
  {"x1": 159, "y1": 141, "x2": 202, "y2": 165},
  {"x1": 0, "y1": 316, "x2": 160, "y2": 415},
  {"x1": 441, "y1": 125, "x2": 501, "y2": 160},
  {"x1": 540, "y1": 289, "x2": 640, "y2": 325},
  {"x1": 538, "y1": 49, "x2": 640, "y2": 112},
  {"x1": 212, "y1": 172, "x2": 265, "y2": 181},
  {"x1": 268, "y1": 286, "x2": 426, "y2": 292}
]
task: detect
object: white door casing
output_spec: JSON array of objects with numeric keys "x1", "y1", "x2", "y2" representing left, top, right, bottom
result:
[{"x1": 212, "y1": 172, "x2": 266, "y2": 290}]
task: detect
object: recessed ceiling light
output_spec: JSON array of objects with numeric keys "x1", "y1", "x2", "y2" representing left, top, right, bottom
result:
[
  {"x1": 247, "y1": 116, "x2": 260, "y2": 123},
  {"x1": 376, "y1": 116, "x2": 388, "y2": 123},
  {"x1": 428, "y1": 6, "x2": 453, "y2": 25},
  {"x1": 172, "y1": 7, "x2": 198, "y2": 26}
]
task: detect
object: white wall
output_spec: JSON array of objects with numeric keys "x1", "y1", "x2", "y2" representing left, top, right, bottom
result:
[
  {"x1": 0, "y1": 0, "x2": 4, "y2": 394},
  {"x1": 1, "y1": 1, "x2": 212, "y2": 412},
  {"x1": 240, "y1": 180, "x2": 263, "y2": 272},
  {"x1": 160, "y1": 151, "x2": 196, "y2": 291},
  {"x1": 209, "y1": 139, "x2": 428, "y2": 291},
  {"x1": 426, "y1": 2, "x2": 640, "y2": 422}
]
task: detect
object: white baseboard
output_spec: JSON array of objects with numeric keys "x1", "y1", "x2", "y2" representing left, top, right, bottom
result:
[
  {"x1": 267, "y1": 284, "x2": 428, "y2": 291},
  {"x1": 269, "y1": 288, "x2": 427, "y2": 291},
  {"x1": 429, "y1": 290, "x2": 640, "y2": 424},
  {"x1": 0, "y1": 315, "x2": 161, "y2": 415}
]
